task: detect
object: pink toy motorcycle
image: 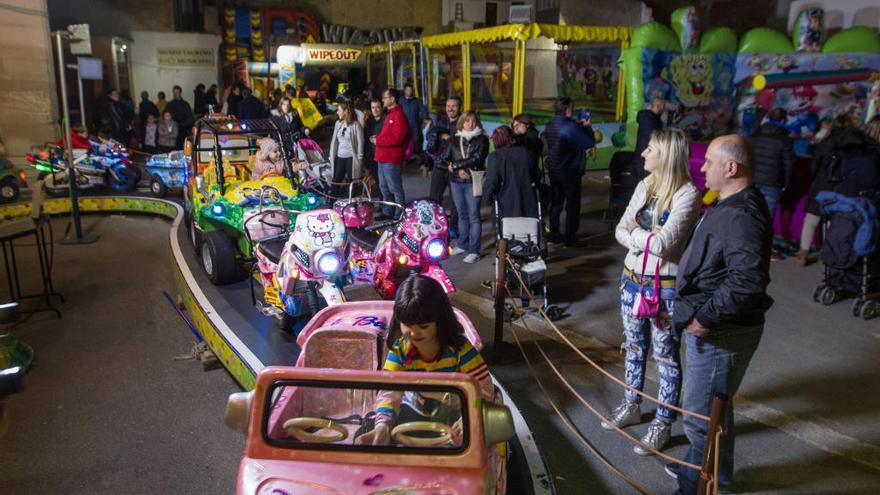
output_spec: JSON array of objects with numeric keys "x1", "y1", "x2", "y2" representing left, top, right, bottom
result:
[
  {"x1": 348, "y1": 199, "x2": 455, "y2": 299},
  {"x1": 250, "y1": 194, "x2": 348, "y2": 333}
]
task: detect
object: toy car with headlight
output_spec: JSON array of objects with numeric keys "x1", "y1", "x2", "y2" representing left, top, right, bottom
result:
[
  {"x1": 225, "y1": 301, "x2": 515, "y2": 494},
  {"x1": 250, "y1": 204, "x2": 348, "y2": 333},
  {"x1": 348, "y1": 199, "x2": 455, "y2": 299},
  {"x1": 184, "y1": 117, "x2": 320, "y2": 285}
]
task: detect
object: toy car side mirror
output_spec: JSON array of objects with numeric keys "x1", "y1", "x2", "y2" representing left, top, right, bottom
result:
[
  {"x1": 481, "y1": 401, "x2": 514, "y2": 446},
  {"x1": 225, "y1": 391, "x2": 254, "y2": 435}
]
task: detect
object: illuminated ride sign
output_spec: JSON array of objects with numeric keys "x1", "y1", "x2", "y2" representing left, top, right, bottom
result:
[{"x1": 276, "y1": 44, "x2": 365, "y2": 68}]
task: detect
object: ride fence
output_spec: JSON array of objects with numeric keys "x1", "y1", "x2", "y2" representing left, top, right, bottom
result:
[{"x1": 491, "y1": 238, "x2": 727, "y2": 495}]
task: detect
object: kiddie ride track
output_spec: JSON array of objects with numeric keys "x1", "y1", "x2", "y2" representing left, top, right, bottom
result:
[{"x1": 0, "y1": 194, "x2": 554, "y2": 495}]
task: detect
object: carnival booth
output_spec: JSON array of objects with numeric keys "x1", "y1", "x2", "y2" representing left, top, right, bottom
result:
[
  {"x1": 409, "y1": 24, "x2": 632, "y2": 170},
  {"x1": 621, "y1": 6, "x2": 880, "y2": 244}
]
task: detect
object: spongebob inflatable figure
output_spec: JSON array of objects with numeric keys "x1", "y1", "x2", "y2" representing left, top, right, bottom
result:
[{"x1": 669, "y1": 54, "x2": 714, "y2": 107}]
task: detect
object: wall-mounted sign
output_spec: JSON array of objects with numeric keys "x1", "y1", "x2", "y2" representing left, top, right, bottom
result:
[
  {"x1": 276, "y1": 44, "x2": 365, "y2": 68},
  {"x1": 77, "y1": 57, "x2": 103, "y2": 80},
  {"x1": 157, "y1": 48, "x2": 215, "y2": 68}
]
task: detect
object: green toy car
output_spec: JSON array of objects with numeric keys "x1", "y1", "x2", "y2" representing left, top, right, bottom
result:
[{"x1": 185, "y1": 117, "x2": 321, "y2": 285}]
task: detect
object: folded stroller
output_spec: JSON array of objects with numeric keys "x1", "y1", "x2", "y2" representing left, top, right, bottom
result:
[
  {"x1": 813, "y1": 191, "x2": 879, "y2": 320},
  {"x1": 493, "y1": 192, "x2": 563, "y2": 322}
]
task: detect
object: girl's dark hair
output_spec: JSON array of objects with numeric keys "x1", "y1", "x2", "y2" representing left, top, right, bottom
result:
[
  {"x1": 512, "y1": 113, "x2": 532, "y2": 127},
  {"x1": 387, "y1": 274, "x2": 465, "y2": 352}
]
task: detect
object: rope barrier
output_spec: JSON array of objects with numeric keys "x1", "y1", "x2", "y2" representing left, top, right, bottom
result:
[
  {"x1": 504, "y1": 254, "x2": 711, "y2": 423},
  {"x1": 505, "y1": 291, "x2": 652, "y2": 494},
  {"x1": 503, "y1": 285, "x2": 703, "y2": 472},
  {"x1": 497, "y1": 250, "x2": 729, "y2": 492}
]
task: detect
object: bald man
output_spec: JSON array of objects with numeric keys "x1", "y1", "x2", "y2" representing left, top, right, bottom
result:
[{"x1": 669, "y1": 135, "x2": 774, "y2": 494}]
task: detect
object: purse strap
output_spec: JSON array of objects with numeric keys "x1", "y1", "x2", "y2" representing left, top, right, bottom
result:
[{"x1": 638, "y1": 234, "x2": 662, "y2": 290}]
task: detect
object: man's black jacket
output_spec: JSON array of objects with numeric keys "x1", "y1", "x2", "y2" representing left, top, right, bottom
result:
[
  {"x1": 674, "y1": 185, "x2": 774, "y2": 330},
  {"x1": 750, "y1": 121, "x2": 794, "y2": 189}
]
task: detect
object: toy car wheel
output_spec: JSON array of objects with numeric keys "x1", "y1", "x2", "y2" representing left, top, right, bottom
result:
[
  {"x1": 860, "y1": 301, "x2": 878, "y2": 320},
  {"x1": 0, "y1": 178, "x2": 20, "y2": 203},
  {"x1": 303, "y1": 283, "x2": 326, "y2": 319},
  {"x1": 42, "y1": 173, "x2": 69, "y2": 197},
  {"x1": 108, "y1": 165, "x2": 137, "y2": 192},
  {"x1": 201, "y1": 230, "x2": 237, "y2": 285},
  {"x1": 820, "y1": 287, "x2": 837, "y2": 306},
  {"x1": 504, "y1": 302, "x2": 519, "y2": 321},
  {"x1": 851, "y1": 299, "x2": 864, "y2": 318},
  {"x1": 150, "y1": 175, "x2": 168, "y2": 198},
  {"x1": 546, "y1": 305, "x2": 564, "y2": 322},
  {"x1": 812, "y1": 285, "x2": 824, "y2": 303}
]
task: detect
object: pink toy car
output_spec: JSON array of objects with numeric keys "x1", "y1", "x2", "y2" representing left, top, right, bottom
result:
[{"x1": 224, "y1": 302, "x2": 515, "y2": 495}]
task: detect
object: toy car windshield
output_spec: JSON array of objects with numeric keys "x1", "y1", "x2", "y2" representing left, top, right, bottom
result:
[{"x1": 263, "y1": 378, "x2": 469, "y2": 454}]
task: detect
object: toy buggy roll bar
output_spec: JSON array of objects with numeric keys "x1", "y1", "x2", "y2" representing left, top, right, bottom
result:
[{"x1": 190, "y1": 117, "x2": 299, "y2": 196}]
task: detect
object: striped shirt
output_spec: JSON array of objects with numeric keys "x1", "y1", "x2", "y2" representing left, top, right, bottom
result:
[{"x1": 375, "y1": 338, "x2": 492, "y2": 425}]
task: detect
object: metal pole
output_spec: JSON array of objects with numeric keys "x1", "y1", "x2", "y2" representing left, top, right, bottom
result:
[
  {"x1": 698, "y1": 393, "x2": 729, "y2": 495},
  {"x1": 75, "y1": 61, "x2": 86, "y2": 126},
  {"x1": 55, "y1": 31, "x2": 85, "y2": 241},
  {"x1": 492, "y1": 238, "x2": 508, "y2": 360},
  {"x1": 387, "y1": 42, "x2": 394, "y2": 88}
]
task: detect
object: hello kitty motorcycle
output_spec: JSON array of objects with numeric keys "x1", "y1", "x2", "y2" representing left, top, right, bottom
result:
[{"x1": 251, "y1": 205, "x2": 348, "y2": 333}]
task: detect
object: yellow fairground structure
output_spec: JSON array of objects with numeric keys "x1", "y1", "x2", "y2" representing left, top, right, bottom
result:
[{"x1": 368, "y1": 23, "x2": 632, "y2": 124}]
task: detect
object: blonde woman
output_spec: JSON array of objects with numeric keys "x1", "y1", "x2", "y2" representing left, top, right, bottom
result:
[
  {"x1": 329, "y1": 100, "x2": 364, "y2": 195},
  {"x1": 606, "y1": 128, "x2": 701, "y2": 455}
]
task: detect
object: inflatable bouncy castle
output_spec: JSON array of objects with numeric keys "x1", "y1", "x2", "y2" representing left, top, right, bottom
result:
[{"x1": 619, "y1": 6, "x2": 880, "y2": 146}]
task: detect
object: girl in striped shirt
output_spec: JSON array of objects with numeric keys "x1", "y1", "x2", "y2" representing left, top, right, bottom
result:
[{"x1": 355, "y1": 275, "x2": 492, "y2": 446}]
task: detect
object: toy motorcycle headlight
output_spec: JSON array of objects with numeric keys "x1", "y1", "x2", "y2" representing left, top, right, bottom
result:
[
  {"x1": 211, "y1": 203, "x2": 226, "y2": 216},
  {"x1": 426, "y1": 238, "x2": 446, "y2": 259},
  {"x1": 307, "y1": 195, "x2": 318, "y2": 206},
  {"x1": 315, "y1": 249, "x2": 342, "y2": 275}
]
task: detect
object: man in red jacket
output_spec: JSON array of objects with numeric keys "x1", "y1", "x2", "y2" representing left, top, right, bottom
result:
[{"x1": 371, "y1": 88, "x2": 411, "y2": 217}]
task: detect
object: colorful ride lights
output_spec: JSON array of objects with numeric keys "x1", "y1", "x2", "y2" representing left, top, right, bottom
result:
[
  {"x1": 306, "y1": 195, "x2": 318, "y2": 205},
  {"x1": 211, "y1": 203, "x2": 226, "y2": 217},
  {"x1": 315, "y1": 249, "x2": 343, "y2": 275},
  {"x1": 425, "y1": 238, "x2": 447, "y2": 259},
  {"x1": 397, "y1": 254, "x2": 410, "y2": 265}
]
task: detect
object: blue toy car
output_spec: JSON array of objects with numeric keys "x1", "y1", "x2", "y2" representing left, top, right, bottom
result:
[{"x1": 145, "y1": 150, "x2": 189, "y2": 197}]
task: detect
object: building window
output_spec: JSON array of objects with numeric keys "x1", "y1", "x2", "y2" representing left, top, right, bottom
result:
[{"x1": 174, "y1": 0, "x2": 205, "y2": 32}]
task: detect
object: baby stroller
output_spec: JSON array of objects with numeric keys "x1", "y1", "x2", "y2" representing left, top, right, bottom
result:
[
  {"x1": 293, "y1": 137, "x2": 333, "y2": 195},
  {"x1": 492, "y1": 189, "x2": 563, "y2": 322},
  {"x1": 812, "y1": 191, "x2": 879, "y2": 320}
]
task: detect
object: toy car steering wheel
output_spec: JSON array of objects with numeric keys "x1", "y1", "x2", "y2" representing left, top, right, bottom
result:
[
  {"x1": 391, "y1": 421, "x2": 454, "y2": 447},
  {"x1": 283, "y1": 417, "x2": 348, "y2": 443}
]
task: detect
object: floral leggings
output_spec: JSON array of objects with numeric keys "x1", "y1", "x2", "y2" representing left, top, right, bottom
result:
[{"x1": 619, "y1": 273, "x2": 681, "y2": 422}]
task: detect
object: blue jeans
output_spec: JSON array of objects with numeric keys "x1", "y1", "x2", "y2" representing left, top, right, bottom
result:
[
  {"x1": 378, "y1": 162, "x2": 405, "y2": 216},
  {"x1": 450, "y1": 181, "x2": 482, "y2": 255},
  {"x1": 677, "y1": 324, "x2": 763, "y2": 494},
  {"x1": 756, "y1": 184, "x2": 781, "y2": 219},
  {"x1": 619, "y1": 273, "x2": 681, "y2": 422}
]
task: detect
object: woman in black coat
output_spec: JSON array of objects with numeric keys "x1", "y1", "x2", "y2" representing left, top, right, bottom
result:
[
  {"x1": 442, "y1": 111, "x2": 489, "y2": 263},
  {"x1": 483, "y1": 125, "x2": 539, "y2": 219}
]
